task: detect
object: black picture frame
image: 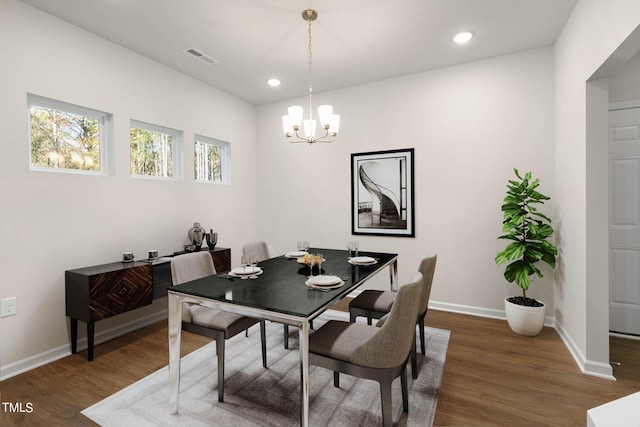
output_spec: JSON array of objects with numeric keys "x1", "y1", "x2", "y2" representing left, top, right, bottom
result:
[{"x1": 351, "y1": 148, "x2": 415, "y2": 237}]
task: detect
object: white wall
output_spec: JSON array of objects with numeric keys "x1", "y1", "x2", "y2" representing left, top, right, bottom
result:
[
  {"x1": 256, "y1": 48, "x2": 556, "y2": 317},
  {"x1": 0, "y1": 0, "x2": 258, "y2": 377},
  {"x1": 610, "y1": 51, "x2": 640, "y2": 102},
  {"x1": 554, "y1": 0, "x2": 640, "y2": 378}
]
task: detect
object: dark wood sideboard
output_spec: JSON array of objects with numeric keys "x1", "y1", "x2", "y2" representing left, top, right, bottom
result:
[{"x1": 65, "y1": 247, "x2": 231, "y2": 361}]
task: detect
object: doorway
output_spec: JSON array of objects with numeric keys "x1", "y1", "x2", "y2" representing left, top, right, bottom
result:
[{"x1": 609, "y1": 102, "x2": 640, "y2": 337}]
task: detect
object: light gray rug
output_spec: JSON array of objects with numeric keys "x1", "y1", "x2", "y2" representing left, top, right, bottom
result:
[{"x1": 82, "y1": 310, "x2": 450, "y2": 426}]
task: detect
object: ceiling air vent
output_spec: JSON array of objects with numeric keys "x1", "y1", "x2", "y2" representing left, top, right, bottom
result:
[{"x1": 182, "y1": 47, "x2": 218, "y2": 65}]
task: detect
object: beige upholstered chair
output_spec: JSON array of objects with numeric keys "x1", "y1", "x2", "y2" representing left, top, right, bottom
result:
[
  {"x1": 241, "y1": 241, "x2": 271, "y2": 262},
  {"x1": 309, "y1": 272, "x2": 424, "y2": 427},
  {"x1": 170, "y1": 251, "x2": 267, "y2": 402},
  {"x1": 348, "y1": 254, "x2": 437, "y2": 378}
]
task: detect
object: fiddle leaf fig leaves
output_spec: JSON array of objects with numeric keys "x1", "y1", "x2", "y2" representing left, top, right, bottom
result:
[{"x1": 495, "y1": 169, "x2": 558, "y2": 297}]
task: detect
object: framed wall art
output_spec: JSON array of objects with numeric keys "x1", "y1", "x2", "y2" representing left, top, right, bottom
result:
[{"x1": 351, "y1": 148, "x2": 415, "y2": 237}]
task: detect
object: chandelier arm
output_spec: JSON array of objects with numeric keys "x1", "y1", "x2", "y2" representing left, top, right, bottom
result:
[{"x1": 286, "y1": 126, "x2": 334, "y2": 144}]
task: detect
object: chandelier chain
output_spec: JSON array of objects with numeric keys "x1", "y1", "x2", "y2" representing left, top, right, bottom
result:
[{"x1": 307, "y1": 12, "x2": 313, "y2": 120}]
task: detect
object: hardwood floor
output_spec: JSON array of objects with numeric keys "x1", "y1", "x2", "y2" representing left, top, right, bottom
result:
[{"x1": 1, "y1": 304, "x2": 639, "y2": 426}]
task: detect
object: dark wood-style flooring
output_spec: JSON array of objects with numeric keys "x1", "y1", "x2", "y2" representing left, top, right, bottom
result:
[{"x1": 1, "y1": 301, "x2": 639, "y2": 426}]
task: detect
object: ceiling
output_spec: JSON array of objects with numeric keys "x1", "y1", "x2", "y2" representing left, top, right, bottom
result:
[{"x1": 18, "y1": 0, "x2": 578, "y2": 105}]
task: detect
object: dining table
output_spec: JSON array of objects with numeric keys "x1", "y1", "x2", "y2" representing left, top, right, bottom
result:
[{"x1": 167, "y1": 247, "x2": 398, "y2": 427}]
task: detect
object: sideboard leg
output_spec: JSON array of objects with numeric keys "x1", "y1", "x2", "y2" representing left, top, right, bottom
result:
[
  {"x1": 70, "y1": 318, "x2": 78, "y2": 354},
  {"x1": 87, "y1": 322, "x2": 95, "y2": 361}
]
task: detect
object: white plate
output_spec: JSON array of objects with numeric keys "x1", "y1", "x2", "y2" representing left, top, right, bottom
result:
[
  {"x1": 307, "y1": 275, "x2": 341, "y2": 286},
  {"x1": 230, "y1": 266, "x2": 262, "y2": 275},
  {"x1": 228, "y1": 269, "x2": 263, "y2": 278},
  {"x1": 305, "y1": 279, "x2": 344, "y2": 290},
  {"x1": 348, "y1": 256, "x2": 377, "y2": 265},
  {"x1": 285, "y1": 251, "x2": 307, "y2": 258}
]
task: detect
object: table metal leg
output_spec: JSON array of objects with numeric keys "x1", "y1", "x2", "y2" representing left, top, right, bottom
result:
[
  {"x1": 168, "y1": 293, "x2": 183, "y2": 414},
  {"x1": 299, "y1": 319, "x2": 310, "y2": 427},
  {"x1": 390, "y1": 259, "x2": 398, "y2": 291}
]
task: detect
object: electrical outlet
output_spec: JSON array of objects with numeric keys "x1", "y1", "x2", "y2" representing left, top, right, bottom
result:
[{"x1": 1, "y1": 297, "x2": 17, "y2": 317}]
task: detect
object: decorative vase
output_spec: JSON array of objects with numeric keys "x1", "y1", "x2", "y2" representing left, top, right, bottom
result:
[
  {"x1": 188, "y1": 222, "x2": 205, "y2": 250},
  {"x1": 206, "y1": 230, "x2": 218, "y2": 250},
  {"x1": 504, "y1": 297, "x2": 545, "y2": 336}
]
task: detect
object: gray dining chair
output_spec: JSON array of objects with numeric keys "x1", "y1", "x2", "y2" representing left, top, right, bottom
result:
[
  {"x1": 241, "y1": 241, "x2": 271, "y2": 262},
  {"x1": 309, "y1": 272, "x2": 423, "y2": 427},
  {"x1": 348, "y1": 254, "x2": 437, "y2": 378},
  {"x1": 170, "y1": 251, "x2": 267, "y2": 402}
]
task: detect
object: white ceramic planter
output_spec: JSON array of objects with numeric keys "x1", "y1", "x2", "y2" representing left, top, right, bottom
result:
[{"x1": 504, "y1": 297, "x2": 545, "y2": 336}]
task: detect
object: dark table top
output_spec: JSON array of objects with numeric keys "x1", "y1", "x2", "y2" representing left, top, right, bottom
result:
[{"x1": 168, "y1": 248, "x2": 397, "y2": 319}]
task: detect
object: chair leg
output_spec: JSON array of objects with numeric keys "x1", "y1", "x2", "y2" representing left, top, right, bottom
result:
[
  {"x1": 216, "y1": 332, "x2": 225, "y2": 403},
  {"x1": 419, "y1": 322, "x2": 426, "y2": 355},
  {"x1": 349, "y1": 310, "x2": 357, "y2": 323},
  {"x1": 411, "y1": 335, "x2": 417, "y2": 379},
  {"x1": 260, "y1": 320, "x2": 267, "y2": 369},
  {"x1": 283, "y1": 325, "x2": 289, "y2": 349},
  {"x1": 367, "y1": 316, "x2": 372, "y2": 326},
  {"x1": 401, "y1": 365, "x2": 409, "y2": 413},
  {"x1": 333, "y1": 371, "x2": 340, "y2": 388},
  {"x1": 379, "y1": 379, "x2": 393, "y2": 427}
]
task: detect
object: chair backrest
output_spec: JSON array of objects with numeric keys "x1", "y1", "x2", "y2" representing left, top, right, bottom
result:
[
  {"x1": 417, "y1": 254, "x2": 437, "y2": 316},
  {"x1": 170, "y1": 252, "x2": 216, "y2": 285},
  {"x1": 242, "y1": 241, "x2": 271, "y2": 262},
  {"x1": 351, "y1": 272, "x2": 423, "y2": 369}
]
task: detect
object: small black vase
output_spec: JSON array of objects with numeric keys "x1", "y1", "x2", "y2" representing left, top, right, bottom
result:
[{"x1": 206, "y1": 231, "x2": 218, "y2": 250}]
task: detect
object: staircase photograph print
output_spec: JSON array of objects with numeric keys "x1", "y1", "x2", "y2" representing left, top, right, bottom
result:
[{"x1": 351, "y1": 148, "x2": 415, "y2": 237}]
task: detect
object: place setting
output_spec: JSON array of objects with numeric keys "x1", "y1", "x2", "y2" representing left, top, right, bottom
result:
[
  {"x1": 346, "y1": 240, "x2": 378, "y2": 266},
  {"x1": 284, "y1": 241, "x2": 310, "y2": 259},
  {"x1": 305, "y1": 274, "x2": 344, "y2": 290},
  {"x1": 348, "y1": 256, "x2": 378, "y2": 266},
  {"x1": 227, "y1": 255, "x2": 263, "y2": 279}
]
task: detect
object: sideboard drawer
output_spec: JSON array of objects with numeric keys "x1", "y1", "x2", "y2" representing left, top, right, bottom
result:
[{"x1": 87, "y1": 266, "x2": 152, "y2": 320}]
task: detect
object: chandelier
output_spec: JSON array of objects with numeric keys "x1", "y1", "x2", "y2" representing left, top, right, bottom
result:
[{"x1": 282, "y1": 9, "x2": 340, "y2": 144}]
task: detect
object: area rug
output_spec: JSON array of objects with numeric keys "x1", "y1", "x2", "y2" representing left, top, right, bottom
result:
[{"x1": 82, "y1": 310, "x2": 450, "y2": 426}]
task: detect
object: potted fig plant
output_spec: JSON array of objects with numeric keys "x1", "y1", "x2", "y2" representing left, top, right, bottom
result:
[{"x1": 495, "y1": 169, "x2": 557, "y2": 336}]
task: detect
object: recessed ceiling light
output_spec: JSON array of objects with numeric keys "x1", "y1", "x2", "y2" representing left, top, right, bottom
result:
[
  {"x1": 267, "y1": 78, "x2": 281, "y2": 88},
  {"x1": 453, "y1": 31, "x2": 474, "y2": 45}
]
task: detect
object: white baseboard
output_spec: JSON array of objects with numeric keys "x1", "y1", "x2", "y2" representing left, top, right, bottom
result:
[
  {"x1": 0, "y1": 310, "x2": 168, "y2": 381},
  {"x1": 427, "y1": 300, "x2": 556, "y2": 327},
  {"x1": 554, "y1": 321, "x2": 615, "y2": 380}
]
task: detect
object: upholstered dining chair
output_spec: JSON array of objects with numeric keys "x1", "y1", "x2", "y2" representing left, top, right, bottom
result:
[
  {"x1": 348, "y1": 254, "x2": 437, "y2": 378},
  {"x1": 309, "y1": 272, "x2": 423, "y2": 427},
  {"x1": 170, "y1": 251, "x2": 267, "y2": 402},
  {"x1": 241, "y1": 241, "x2": 271, "y2": 262}
]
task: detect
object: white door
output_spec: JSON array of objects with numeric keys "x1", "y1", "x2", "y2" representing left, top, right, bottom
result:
[{"x1": 609, "y1": 104, "x2": 640, "y2": 335}]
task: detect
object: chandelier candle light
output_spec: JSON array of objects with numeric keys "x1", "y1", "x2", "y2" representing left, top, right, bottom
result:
[{"x1": 282, "y1": 9, "x2": 340, "y2": 144}]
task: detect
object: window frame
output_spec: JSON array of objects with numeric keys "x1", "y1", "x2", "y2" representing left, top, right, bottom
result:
[
  {"x1": 129, "y1": 119, "x2": 183, "y2": 181},
  {"x1": 194, "y1": 134, "x2": 231, "y2": 185},
  {"x1": 27, "y1": 93, "x2": 113, "y2": 175}
]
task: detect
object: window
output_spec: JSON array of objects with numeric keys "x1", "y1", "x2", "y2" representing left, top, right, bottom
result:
[
  {"x1": 28, "y1": 94, "x2": 112, "y2": 174},
  {"x1": 130, "y1": 120, "x2": 182, "y2": 179},
  {"x1": 194, "y1": 135, "x2": 230, "y2": 184}
]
